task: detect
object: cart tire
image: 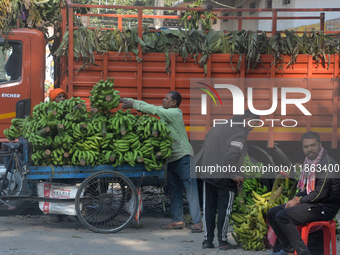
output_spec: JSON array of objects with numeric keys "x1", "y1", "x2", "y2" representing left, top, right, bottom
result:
[
  {"x1": 75, "y1": 170, "x2": 138, "y2": 233},
  {"x1": 0, "y1": 172, "x2": 33, "y2": 216}
]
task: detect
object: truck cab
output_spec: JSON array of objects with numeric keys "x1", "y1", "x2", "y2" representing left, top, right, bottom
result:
[{"x1": 0, "y1": 29, "x2": 46, "y2": 142}]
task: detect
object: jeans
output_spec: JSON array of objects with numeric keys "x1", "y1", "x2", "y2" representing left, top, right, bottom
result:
[{"x1": 167, "y1": 155, "x2": 201, "y2": 224}]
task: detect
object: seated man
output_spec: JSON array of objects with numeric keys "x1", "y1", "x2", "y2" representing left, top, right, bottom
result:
[{"x1": 267, "y1": 131, "x2": 340, "y2": 255}]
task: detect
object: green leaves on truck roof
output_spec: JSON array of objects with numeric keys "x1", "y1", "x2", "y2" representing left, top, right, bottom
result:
[{"x1": 55, "y1": 27, "x2": 340, "y2": 75}]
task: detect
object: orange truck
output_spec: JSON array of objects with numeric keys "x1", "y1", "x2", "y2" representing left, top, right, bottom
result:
[{"x1": 1, "y1": 2, "x2": 340, "y2": 165}]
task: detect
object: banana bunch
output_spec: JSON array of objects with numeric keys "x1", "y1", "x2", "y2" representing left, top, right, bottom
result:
[
  {"x1": 102, "y1": 150, "x2": 118, "y2": 164},
  {"x1": 72, "y1": 122, "x2": 88, "y2": 139},
  {"x1": 61, "y1": 97, "x2": 88, "y2": 116},
  {"x1": 61, "y1": 119, "x2": 74, "y2": 134},
  {"x1": 243, "y1": 153, "x2": 264, "y2": 178},
  {"x1": 231, "y1": 190, "x2": 273, "y2": 251},
  {"x1": 243, "y1": 178, "x2": 257, "y2": 193},
  {"x1": 35, "y1": 115, "x2": 60, "y2": 131},
  {"x1": 232, "y1": 196, "x2": 242, "y2": 212},
  {"x1": 157, "y1": 137, "x2": 173, "y2": 160},
  {"x1": 65, "y1": 109, "x2": 87, "y2": 123},
  {"x1": 243, "y1": 178, "x2": 268, "y2": 195},
  {"x1": 28, "y1": 133, "x2": 53, "y2": 148},
  {"x1": 232, "y1": 205, "x2": 268, "y2": 251},
  {"x1": 231, "y1": 184, "x2": 289, "y2": 251},
  {"x1": 71, "y1": 142, "x2": 100, "y2": 166},
  {"x1": 139, "y1": 138, "x2": 156, "y2": 157},
  {"x1": 135, "y1": 115, "x2": 171, "y2": 139},
  {"x1": 100, "y1": 133, "x2": 115, "y2": 150},
  {"x1": 27, "y1": 105, "x2": 60, "y2": 133},
  {"x1": 139, "y1": 138, "x2": 167, "y2": 171},
  {"x1": 83, "y1": 135, "x2": 103, "y2": 151},
  {"x1": 107, "y1": 109, "x2": 135, "y2": 135},
  {"x1": 109, "y1": 132, "x2": 137, "y2": 149},
  {"x1": 88, "y1": 116, "x2": 109, "y2": 136},
  {"x1": 3, "y1": 118, "x2": 25, "y2": 141},
  {"x1": 62, "y1": 98, "x2": 88, "y2": 124},
  {"x1": 53, "y1": 131, "x2": 73, "y2": 147},
  {"x1": 32, "y1": 100, "x2": 63, "y2": 120},
  {"x1": 89, "y1": 78, "x2": 120, "y2": 111},
  {"x1": 123, "y1": 150, "x2": 143, "y2": 167},
  {"x1": 31, "y1": 149, "x2": 52, "y2": 166},
  {"x1": 50, "y1": 147, "x2": 71, "y2": 166}
]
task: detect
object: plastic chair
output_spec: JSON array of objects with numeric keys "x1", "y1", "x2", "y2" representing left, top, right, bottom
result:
[{"x1": 294, "y1": 220, "x2": 337, "y2": 255}]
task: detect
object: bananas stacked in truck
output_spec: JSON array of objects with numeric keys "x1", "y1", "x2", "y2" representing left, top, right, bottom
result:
[
  {"x1": 3, "y1": 80, "x2": 173, "y2": 169},
  {"x1": 231, "y1": 173, "x2": 297, "y2": 251}
]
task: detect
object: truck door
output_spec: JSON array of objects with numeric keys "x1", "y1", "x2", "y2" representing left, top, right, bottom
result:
[{"x1": 0, "y1": 35, "x2": 31, "y2": 142}]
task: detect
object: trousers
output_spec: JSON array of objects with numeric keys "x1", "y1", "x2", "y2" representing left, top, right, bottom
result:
[
  {"x1": 202, "y1": 181, "x2": 235, "y2": 243},
  {"x1": 267, "y1": 203, "x2": 333, "y2": 255},
  {"x1": 167, "y1": 155, "x2": 201, "y2": 224}
]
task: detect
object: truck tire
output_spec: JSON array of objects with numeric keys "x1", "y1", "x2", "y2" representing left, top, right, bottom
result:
[{"x1": 0, "y1": 171, "x2": 33, "y2": 216}]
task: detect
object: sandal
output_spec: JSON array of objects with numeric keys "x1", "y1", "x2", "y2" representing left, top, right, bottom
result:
[
  {"x1": 160, "y1": 221, "x2": 185, "y2": 229},
  {"x1": 202, "y1": 241, "x2": 214, "y2": 249},
  {"x1": 191, "y1": 222, "x2": 203, "y2": 233}
]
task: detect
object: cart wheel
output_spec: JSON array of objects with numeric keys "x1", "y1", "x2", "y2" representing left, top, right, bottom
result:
[{"x1": 75, "y1": 171, "x2": 138, "y2": 233}]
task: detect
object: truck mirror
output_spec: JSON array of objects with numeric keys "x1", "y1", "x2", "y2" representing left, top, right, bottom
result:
[{"x1": 16, "y1": 99, "x2": 31, "y2": 119}]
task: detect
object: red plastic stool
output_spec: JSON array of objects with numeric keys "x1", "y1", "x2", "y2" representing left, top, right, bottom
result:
[{"x1": 294, "y1": 220, "x2": 337, "y2": 255}]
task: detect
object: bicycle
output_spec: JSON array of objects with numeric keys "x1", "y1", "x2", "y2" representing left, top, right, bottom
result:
[{"x1": 0, "y1": 142, "x2": 32, "y2": 215}]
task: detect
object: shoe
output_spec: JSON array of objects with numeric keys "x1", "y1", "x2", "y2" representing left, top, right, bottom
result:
[
  {"x1": 268, "y1": 249, "x2": 289, "y2": 255},
  {"x1": 160, "y1": 221, "x2": 185, "y2": 229},
  {"x1": 218, "y1": 242, "x2": 238, "y2": 250},
  {"x1": 191, "y1": 222, "x2": 203, "y2": 233},
  {"x1": 202, "y1": 241, "x2": 214, "y2": 249}
]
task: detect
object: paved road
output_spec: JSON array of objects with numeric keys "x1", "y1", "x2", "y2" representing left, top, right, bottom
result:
[
  {"x1": 0, "y1": 212, "x2": 271, "y2": 255},
  {"x1": 0, "y1": 203, "x2": 338, "y2": 255}
]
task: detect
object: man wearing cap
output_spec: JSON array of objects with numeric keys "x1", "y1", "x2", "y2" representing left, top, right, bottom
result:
[
  {"x1": 48, "y1": 88, "x2": 72, "y2": 222},
  {"x1": 49, "y1": 88, "x2": 67, "y2": 103}
]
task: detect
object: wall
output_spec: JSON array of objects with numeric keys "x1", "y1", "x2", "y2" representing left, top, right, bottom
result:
[
  {"x1": 258, "y1": 0, "x2": 340, "y2": 31},
  {"x1": 217, "y1": 0, "x2": 261, "y2": 31}
]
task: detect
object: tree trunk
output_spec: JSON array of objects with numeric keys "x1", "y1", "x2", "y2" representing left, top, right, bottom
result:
[{"x1": 154, "y1": 0, "x2": 164, "y2": 29}]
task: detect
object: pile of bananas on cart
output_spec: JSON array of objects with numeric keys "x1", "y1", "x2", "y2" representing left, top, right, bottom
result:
[
  {"x1": 3, "y1": 78, "x2": 173, "y2": 170},
  {"x1": 231, "y1": 171, "x2": 298, "y2": 251}
]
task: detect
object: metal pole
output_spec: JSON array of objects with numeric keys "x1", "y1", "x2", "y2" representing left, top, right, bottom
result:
[
  {"x1": 320, "y1": 12, "x2": 325, "y2": 31},
  {"x1": 272, "y1": 10, "x2": 277, "y2": 36},
  {"x1": 238, "y1": 18, "x2": 242, "y2": 31}
]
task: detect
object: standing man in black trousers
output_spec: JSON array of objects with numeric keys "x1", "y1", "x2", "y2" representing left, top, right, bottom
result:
[
  {"x1": 267, "y1": 131, "x2": 340, "y2": 255},
  {"x1": 199, "y1": 110, "x2": 260, "y2": 250}
]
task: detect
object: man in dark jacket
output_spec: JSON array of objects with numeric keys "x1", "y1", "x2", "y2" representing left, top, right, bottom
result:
[
  {"x1": 199, "y1": 109, "x2": 260, "y2": 250},
  {"x1": 267, "y1": 131, "x2": 340, "y2": 255}
]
